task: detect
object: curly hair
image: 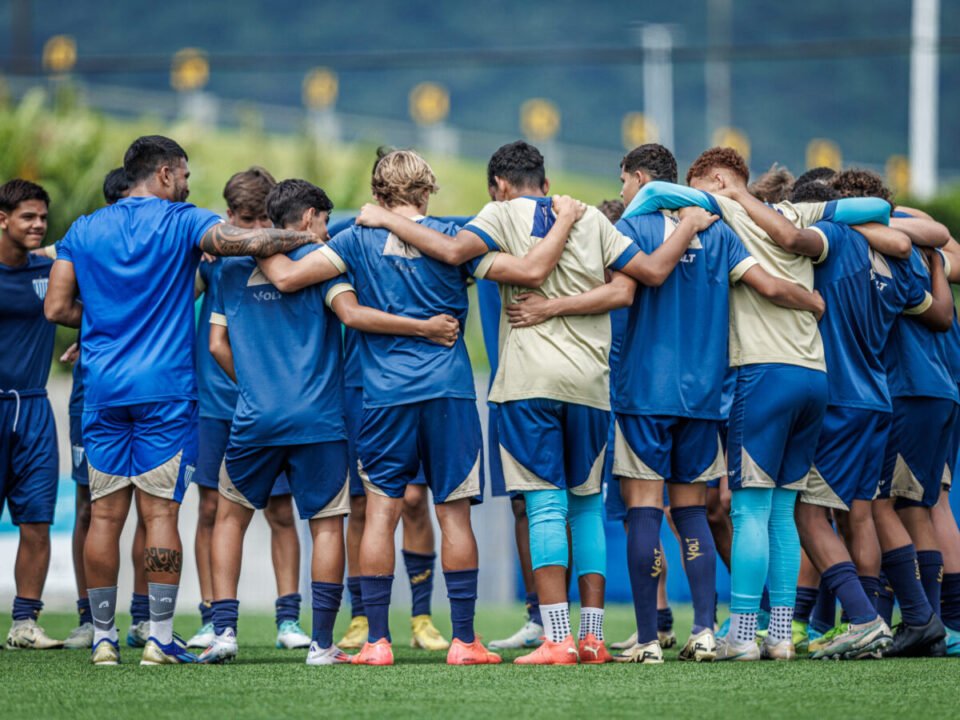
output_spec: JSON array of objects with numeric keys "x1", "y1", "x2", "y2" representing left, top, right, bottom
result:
[
  {"x1": 686, "y1": 147, "x2": 750, "y2": 185},
  {"x1": 748, "y1": 163, "x2": 794, "y2": 203},
  {"x1": 371, "y1": 149, "x2": 439, "y2": 209},
  {"x1": 831, "y1": 168, "x2": 893, "y2": 204}
]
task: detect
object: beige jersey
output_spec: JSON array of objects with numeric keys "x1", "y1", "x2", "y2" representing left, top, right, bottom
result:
[
  {"x1": 467, "y1": 199, "x2": 635, "y2": 410},
  {"x1": 713, "y1": 195, "x2": 830, "y2": 371}
]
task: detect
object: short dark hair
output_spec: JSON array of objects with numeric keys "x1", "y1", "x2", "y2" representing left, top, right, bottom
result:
[
  {"x1": 265, "y1": 179, "x2": 334, "y2": 229},
  {"x1": 620, "y1": 144, "x2": 677, "y2": 183},
  {"x1": 831, "y1": 169, "x2": 894, "y2": 204},
  {"x1": 223, "y1": 166, "x2": 276, "y2": 214},
  {"x1": 794, "y1": 167, "x2": 836, "y2": 187},
  {"x1": 123, "y1": 135, "x2": 188, "y2": 184},
  {"x1": 597, "y1": 199, "x2": 625, "y2": 224},
  {"x1": 0, "y1": 179, "x2": 50, "y2": 213},
  {"x1": 487, "y1": 141, "x2": 546, "y2": 191},
  {"x1": 102, "y1": 167, "x2": 131, "y2": 205},
  {"x1": 790, "y1": 180, "x2": 840, "y2": 204},
  {"x1": 686, "y1": 147, "x2": 750, "y2": 185}
]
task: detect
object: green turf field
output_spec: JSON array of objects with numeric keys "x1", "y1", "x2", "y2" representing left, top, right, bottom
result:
[{"x1": 0, "y1": 605, "x2": 955, "y2": 720}]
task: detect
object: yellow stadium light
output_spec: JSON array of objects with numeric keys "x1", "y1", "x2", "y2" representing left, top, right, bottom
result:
[
  {"x1": 622, "y1": 112, "x2": 659, "y2": 149},
  {"x1": 43, "y1": 35, "x2": 77, "y2": 74},
  {"x1": 171, "y1": 48, "x2": 210, "y2": 93},
  {"x1": 520, "y1": 98, "x2": 560, "y2": 142},
  {"x1": 712, "y1": 127, "x2": 751, "y2": 163},
  {"x1": 806, "y1": 139, "x2": 842, "y2": 171},
  {"x1": 409, "y1": 82, "x2": 450, "y2": 126},
  {"x1": 886, "y1": 155, "x2": 911, "y2": 197},
  {"x1": 303, "y1": 68, "x2": 338, "y2": 110}
]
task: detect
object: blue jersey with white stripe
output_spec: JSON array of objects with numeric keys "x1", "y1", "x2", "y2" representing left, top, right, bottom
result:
[{"x1": 0, "y1": 253, "x2": 55, "y2": 391}]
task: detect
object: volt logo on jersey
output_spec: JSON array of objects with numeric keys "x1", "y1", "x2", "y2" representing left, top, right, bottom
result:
[
  {"x1": 252, "y1": 290, "x2": 282, "y2": 302},
  {"x1": 32, "y1": 277, "x2": 48, "y2": 300}
]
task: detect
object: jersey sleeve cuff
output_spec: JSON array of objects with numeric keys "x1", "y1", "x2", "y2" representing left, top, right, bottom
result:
[
  {"x1": 325, "y1": 281, "x2": 356, "y2": 308},
  {"x1": 811, "y1": 226, "x2": 830, "y2": 265},
  {"x1": 729, "y1": 257, "x2": 759, "y2": 284},
  {"x1": 318, "y1": 245, "x2": 347, "y2": 273},
  {"x1": 609, "y1": 243, "x2": 641, "y2": 271},
  {"x1": 903, "y1": 292, "x2": 933, "y2": 316},
  {"x1": 43, "y1": 245, "x2": 58, "y2": 259},
  {"x1": 463, "y1": 224, "x2": 500, "y2": 252},
  {"x1": 209, "y1": 312, "x2": 228, "y2": 327}
]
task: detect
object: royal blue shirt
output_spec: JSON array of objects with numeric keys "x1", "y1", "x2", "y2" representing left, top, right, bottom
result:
[
  {"x1": 613, "y1": 212, "x2": 754, "y2": 419},
  {"x1": 212, "y1": 244, "x2": 348, "y2": 446},
  {"x1": 68, "y1": 354, "x2": 84, "y2": 416},
  {"x1": 57, "y1": 196, "x2": 220, "y2": 410},
  {"x1": 196, "y1": 259, "x2": 239, "y2": 420},
  {"x1": 0, "y1": 253, "x2": 55, "y2": 392}
]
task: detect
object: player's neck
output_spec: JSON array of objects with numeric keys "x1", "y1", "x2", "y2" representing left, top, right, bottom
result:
[
  {"x1": 387, "y1": 203, "x2": 425, "y2": 219},
  {"x1": 504, "y1": 186, "x2": 544, "y2": 200},
  {"x1": 0, "y1": 236, "x2": 28, "y2": 267}
]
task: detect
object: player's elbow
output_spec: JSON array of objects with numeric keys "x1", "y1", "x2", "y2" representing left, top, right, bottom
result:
[
  {"x1": 44, "y1": 295, "x2": 72, "y2": 325},
  {"x1": 927, "y1": 304, "x2": 954, "y2": 332},
  {"x1": 613, "y1": 281, "x2": 637, "y2": 308},
  {"x1": 887, "y1": 236, "x2": 913, "y2": 259}
]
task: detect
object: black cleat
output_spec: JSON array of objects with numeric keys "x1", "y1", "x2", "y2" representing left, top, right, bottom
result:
[{"x1": 883, "y1": 615, "x2": 946, "y2": 658}]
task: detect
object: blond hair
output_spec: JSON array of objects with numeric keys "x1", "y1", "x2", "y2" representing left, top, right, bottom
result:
[
  {"x1": 748, "y1": 163, "x2": 795, "y2": 203},
  {"x1": 371, "y1": 149, "x2": 439, "y2": 209}
]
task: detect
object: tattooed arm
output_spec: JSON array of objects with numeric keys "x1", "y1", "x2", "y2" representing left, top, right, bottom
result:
[{"x1": 198, "y1": 223, "x2": 315, "y2": 257}]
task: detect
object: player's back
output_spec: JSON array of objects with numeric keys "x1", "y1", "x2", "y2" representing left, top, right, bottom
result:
[
  {"x1": 58, "y1": 196, "x2": 220, "y2": 410},
  {"x1": 0, "y1": 253, "x2": 55, "y2": 390}
]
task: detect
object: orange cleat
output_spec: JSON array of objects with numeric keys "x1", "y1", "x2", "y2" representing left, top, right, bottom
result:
[
  {"x1": 446, "y1": 638, "x2": 503, "y2": 665},
  {"x1": 350, "y1": 638, "x2": 394, "y2": 666},
  {"x1": 513, "y1": 635, "x2": 579, "y2": 665},
  {"x1": 578, "y1": 634, "x2": 613, "y2": 664}
]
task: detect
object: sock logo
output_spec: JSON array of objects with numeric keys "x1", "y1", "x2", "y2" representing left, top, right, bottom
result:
[
  {"x1": 411, "y1": 569, "x2": 432, "y2": 585},
  {"x1": 651, "y1": 548, "x2": 663, "y2": 578},
  {"x1": 939, "y1": 567, "x2": 944, "y2": 584},
  {"x1": 915, "y1": 560, "x2": 921, "y2": 581},
  {"x1": 98, "y1": 601, "x2": 109, "y2": 609},
  {"x1": 684, "y1": 537, "x2": 703, "y2": 563}
]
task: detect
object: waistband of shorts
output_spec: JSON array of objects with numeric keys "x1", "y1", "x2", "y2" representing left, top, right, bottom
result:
[{"x1": 0, "y1": 388, "x2": 46, "y2": 399}]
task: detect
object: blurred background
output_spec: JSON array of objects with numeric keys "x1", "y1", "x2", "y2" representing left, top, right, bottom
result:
[{"x1": 0, "y1": 0, "x2": 958, "y2": 614}]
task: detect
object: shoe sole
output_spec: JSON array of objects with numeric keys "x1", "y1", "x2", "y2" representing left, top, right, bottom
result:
[
  {"x1": 613, "y1": 655, "x2": 663, "y2": 664},
  {"x1": 679, "y1": 649, "x2": 717, "y2": 662}
]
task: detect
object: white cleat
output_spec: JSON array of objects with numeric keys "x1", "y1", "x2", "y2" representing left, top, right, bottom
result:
[
  {"x1": 488, "y1": 620, "x2": 545, "y2": 650},
  {"x1": 185, "y1": 622, "x2": 216, "y2": 649},
  {"x1": 658, "y1": 629, "x2": 678, "y2": 649},
  {"x1": 678, "y1": 628, "x2": 717, "y2": 662},
  {"x1": 306, "y1": 641, "x2": 352, "y2": 665},
  {"x1": 126, "y1": 620, "x2": 151, "y2": 648},
  {"x1": 197, "y1": 628, "x2": 238, "y2": 664},
  {"x1": 276, "y1": 620, "x2": 312, "y2": 649},
  {"x1": 5, "y1": 618, "x2": 63, "y2": 649},
  {"x1": 64, "y1": 622, "x2": 95, "y2": 649},
  {"x1": 611, "y1": 631, "x2": 638, "y2": 651},
  {"x1": 760, "y1": 637, "x2": 796, "y2": 661},
  {"x1": 716, "y1": 635, "x2": 761, "y2": 661},
  {"x1": 614, "y1": 639, "x2": 664, "y2": 664}
]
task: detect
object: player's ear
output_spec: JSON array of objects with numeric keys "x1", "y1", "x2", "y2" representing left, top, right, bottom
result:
[
  {"x1": 301, "y1": 206, "x2": 316, "y2": 231},
  {"x1": 542, "y1": 177, "x2": 551, "y2": 195},
  {"x1": 0, "y1": 210, "x2": 7, "y2": 230}
]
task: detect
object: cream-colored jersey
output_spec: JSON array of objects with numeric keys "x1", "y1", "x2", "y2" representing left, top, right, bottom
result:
[
  {"x1": 714, "y1": 195, "x2": 830, "y2": 371},
  {"x1": 467, "y1": 199, "x2": 635, "y2": 410}
]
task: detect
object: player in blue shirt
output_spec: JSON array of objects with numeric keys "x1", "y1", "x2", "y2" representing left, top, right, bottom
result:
[
  {"x1": 187, "y1": 167, "x2": 313, "y2": 652},
  {"x1": 0, "y1": 179, "x2": 63, "y2": 651},
  {"x1": 45, "y1": 135, "x2": 318, "y2": 667}
]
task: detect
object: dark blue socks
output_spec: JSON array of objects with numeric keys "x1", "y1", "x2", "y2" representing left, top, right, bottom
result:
[
  {"x1": 941, "y1": 573, "x2": 960, "y2": 632},
  {"x1": 525, "y1": 592, "x2": 543, "y2": 626},
  {"x1": 347, "y1": 577, "x2": 365, "y2": 618},
  {"x1": 77, "y1": 597, "x2": 92, "y2": 625},
  {"x1": 403, "y1": 550, "x2": 436, "y2": 618},
  {"x1": 275, "y1": 593, "x2": 301, "y2": 628},
  {"x1": 311, "y1": 582, "x2": 343, "y2": 648},
  {"x1": 877, "y1": 573, "x2": 895, "y2": 626},
  {"x1": 212, "y1": 599, "x2": 240, "y2": 635},
  {"x1": 882, "y1": 545, "x2": 933, "y2": 626},
  {"x1": 12, "y1": 596, "x2": 42, "y2": 621},
  {"x1": 810, "y1": 584, "x2": 836, "y2": 633},
  {"x1": 859, "y1": 576, "x2": 882, "y2": 612},
  {"x1": 821, "y1": 562, "x2": 876, "y2": 626},
  {"x1": 626, "y1": 507, "x2": 663, "y2": 644},
  {"x1": 360, "y1": 575, "x2": 394, "y2": 642},
  {"x1": 916, "y1": 549, "x2": 943, "y2": 618},
  {"x1": 794, "y1": 586, "x2": 818, "y2": 623},
  {"x1": 198, "y1": 600, "x2": 213, "y2": 626},
  {"x1": 671, "y1": 505, "x2": 716, "y2": 634},
  {"x1": 130, "y1": 593, "x2": 150, "y2": 625},
  {"x1": 445, "y1": 569, "x2": 479, "y2": 643}
]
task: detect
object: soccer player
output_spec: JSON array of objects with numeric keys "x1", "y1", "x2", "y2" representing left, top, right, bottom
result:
[
  {"x1": 748, "y1": 164, "x2": 794, "y2": 203},
  {"x1": 44, "y1": 135, "x2": 317, "y2": 666},
  {"x1": 188, "y1": 166, "x2": 313, "y2": 651},
  {"x1": 624, "y1": 147, "x2": 891, "y2": 660},
  {"x1": 0, "y1": 179, "x2": 62, "y2": 650},
  {"x1": 350, "y1": 141, "x2": 713, "y2": 665}
]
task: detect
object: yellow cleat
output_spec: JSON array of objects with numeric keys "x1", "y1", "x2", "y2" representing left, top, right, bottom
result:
[
  {"x1": 91, "y1": 638, "x2": 120, "y2": 666},
  {"x1": 338, "y1": 616, "x2": 369, "y2": 649},
  {"x1": 410, "y1": 614, "x2": 450, "y2": 650}
]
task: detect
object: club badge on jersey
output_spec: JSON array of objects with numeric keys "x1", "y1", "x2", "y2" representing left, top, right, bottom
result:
[{"x1": 32, "y1": 277, "x2": 48, "y2": 300}]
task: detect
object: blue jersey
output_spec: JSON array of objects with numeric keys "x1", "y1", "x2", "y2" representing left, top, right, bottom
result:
[
  {"x1": 68, "y1": 355, "x2": 84, "y2": 417},
  {"x1": 196, "y1": 259, "x2": 239, "y2": 420},
  {"x1": 321, "y1": 217, "x2": 477, "y2": 408},
  {"x1": 883, "y1": 247, "x2": 958, "y2": 402},
  {"x1": 57, "y1": 196, "x2": 220, "y2": 410},
  {"x1": 212, "y1": 245, "x2": 348, "y2": 446},
  {"x1": 0, "y1": 253, "x2": 55, "y2": 392},
  {"x1": 613, "y1": 212, "x2": 754, "y2": 419},
  {"x1": 812, "y1": 221, "x2": 927, "y2": 410},
  {"x1": 940, "y1": 314, "x2": 960, "y2": 386}
]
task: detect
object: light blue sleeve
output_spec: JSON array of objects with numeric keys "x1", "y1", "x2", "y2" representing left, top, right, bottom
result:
[
  {"x1": 622, "y1": 181, "x2": 719, "y2": 219},
  {"x1": 831, "y1": 197, "x2": 891, "y2": 226}
]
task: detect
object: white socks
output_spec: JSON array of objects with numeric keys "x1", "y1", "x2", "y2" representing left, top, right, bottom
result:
[
  {"x1": 729, "y1": 612, "x2": 758, "y2": 644},
  {"x1": 579, "y1": 606, "x2": 604, "y2": 641},
  {"x1": 769, "y1": 606, "x2": 793, "y2": 644},
  {"x1": 541, "y1": 602, "x2": 572, "y2": 643}
]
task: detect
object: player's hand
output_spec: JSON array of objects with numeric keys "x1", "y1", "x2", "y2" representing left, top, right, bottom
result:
[
  {"x1": 422, "y1": 314, "x2": 460, "y2": 347},
  {"x1": 356, "y1": 203, "x2": 393, "y2": 229},
  {"x1": 812, "y1": 290, "x2": 826, "y2": 321},
  {"x1": 506, "y1": 293, "x2": 554, "y2": 327},
  {"x1": 678, "y1": 206, "x2": 719, "y2": 232},
  {"x1": 201, "y1": 252, "x2": 217, "y2": 264},
  {"x1": 552, "y1": 195, "x2": 587, "y2": 221},
  {"x1": 60, "y1": 342, "x2": 80, "y2": 364}
]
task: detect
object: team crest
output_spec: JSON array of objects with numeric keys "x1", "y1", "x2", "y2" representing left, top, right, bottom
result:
[
  {"x1": 71, "y1": 444, "x2": 85, "y2": 468},
  {"x1": 32, "y1": 277, "x2": 48, "y2": 300}
]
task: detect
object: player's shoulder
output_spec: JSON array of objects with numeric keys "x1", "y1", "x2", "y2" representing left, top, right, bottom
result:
[
  {"x1": 287, "y1": 242, "x2": 323, "y2": 261},
  {"x1": 422, "y1": 215, "x2": 460, "y2": 235},
  {"x1": 28, "y1": 253, "x2": 55, "y2": 270}
]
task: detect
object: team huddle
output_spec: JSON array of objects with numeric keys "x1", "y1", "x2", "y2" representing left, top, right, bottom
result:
[{"x1": 2, "y1": 131, "x2": 960, "y2": 667}]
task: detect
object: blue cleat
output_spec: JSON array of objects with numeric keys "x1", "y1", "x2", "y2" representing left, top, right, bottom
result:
[
  {"x1": 140, "y1": 635, "x2": 197, "y2": 665},
  {"x1": 945, "y1": 626, "x2": 960, "y2": 656}
]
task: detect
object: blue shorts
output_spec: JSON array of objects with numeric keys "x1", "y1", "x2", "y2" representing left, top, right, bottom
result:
[
  {"x1": 612, "y1": 414, "x2": 725, "y2": 484},
  {"x1": 881, "y1": 396, "x2": 956, "y2": 508},
  {"x1": 358, "y1": 398, "x2": 482, "y2": 504},
  {"x1": 69, "y1": 414, "x2": 88, "y2": 486},
  {"x1": 498, "y1": 399, "x2": 608, "y2": 495},
  {"x1": 727, "y1": 364, "x2": 828, "y2": 492},
  {"x1": 802, "y1": 407, "x2": 891, "y2": 511},
  {"x1": 196, "y1": 417, "x2": 290, "y2": 496},
  {"x1": 346, "y1": 387, "x2": 426, "y2": 498},
  {"x1": 83, "y1": 400, "x2": 198, "y2": 503},
  {"x1": 0, "y1": 395, "x2": 58, "y2": 525},
  {"x1": 488, "y1": 402, "x2": 513, "y2": 498},
  {"x1": 222, "y1": 440, "x2": 349, "y2": 519}
]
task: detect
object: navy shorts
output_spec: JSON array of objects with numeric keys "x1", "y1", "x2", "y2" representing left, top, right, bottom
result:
[
  {"x1": 357, "y1": 398, "x2": 482, "y2": 504},
  {"x1": 487, "y1": 402, "x2": 512, "y2": 498},
  {"x1": 222, "y1": 440, "x2": 349, "y2": 519},
  {"x1": 881, "y1": 396, "x2": 955, "y2": 508},
  {"x1": 196, "y1": 416, "x2": 290, "y2": 496},
  {"x1": 69, "y1": 414, "x2": 88, "y2": 486},
  {"x1": 0, "y1": 395, "x2": 58, "y2": 525}
]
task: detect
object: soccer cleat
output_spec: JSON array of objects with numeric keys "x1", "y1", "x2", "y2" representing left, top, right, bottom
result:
[
  {"x1": 5, "y1": 618, "x2": 63, "y2": 649},
  {"x1": 658, "y1": 629, "x2": 677, "y2": 649},
  {"x1": 715, "y1": 636, "x2": 761, "y2": 661},
  {"x1": 338, "y1": 616, "x2": 369, "y2": 649},
  {"x1": 715, "y1": 617, "x2": 731, "y2": 640},
  {"x1": 883, "y1": 614, "x2": 946, "y2": 658},
  {"x1": 514, "y1": 635, "x2": 579, "y2": 665},
  {"x1": 185, "y1": 622, "x2": 216, "y2": 649},
  {"x1": 351, "y1": 638, "x2": 394, "y2": 666},
  {"x1": 945, "y1": 627, "x2": 960, "y2": 656},
  {"x1": 760, "y1": 637, "x2": 796, "y2": 661},
  {"x1": 614, "y1": 639, "x2": 663, "y2": 664},
  {"x1": 64, "y1": 622, "x2": 95, "y2": 649},
  {"x1": 446, "y1": 638, "x2": 502, "y2": 665},
  {"x1": 276, "y1": 619, "x2": 312, "y2": 649},
  {"x1": 306, "y1": 641, "x2": 351, "y2": 665},
  {"x1": 197, "y1": 628, "x2": 238, "y2": 664},
  {"x1": 141, "y1": 635, "x2": 198, "y2": 665},
  {"x1": 809, "y1": 617, "x2": 892, "y2": 660},
  {"x1": 578, "y1": 633, "x2": 613, "y2": 664},
  {"x1": 126, "y1": 620, "x2": 150, "y2": 648},
  {"x1": 91, "y1": 638, "x2": 121, "y2": 666},
  {"x1": 678, "y1": 628, "x2": 717, "y2": 662},
  {"x1": 410, "y1": 614, "x2": 450, "y2": 651},
  {"x1": 489, "y1": 620, "x2": 545, "y2": 650},
  {"x1": 807, "y1": 623, "x2": 847, "y2": 654},
  {"x1": 792, "y1": 620, "x2": 810, "y2": 653},
  {"x1": 610, "y1": 631, "x2": 637, "y2": 651}
]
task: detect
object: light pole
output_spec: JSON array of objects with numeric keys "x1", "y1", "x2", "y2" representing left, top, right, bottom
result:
[{"x1": 909, "y1": 0, "x2": 940, "y2": 200}]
